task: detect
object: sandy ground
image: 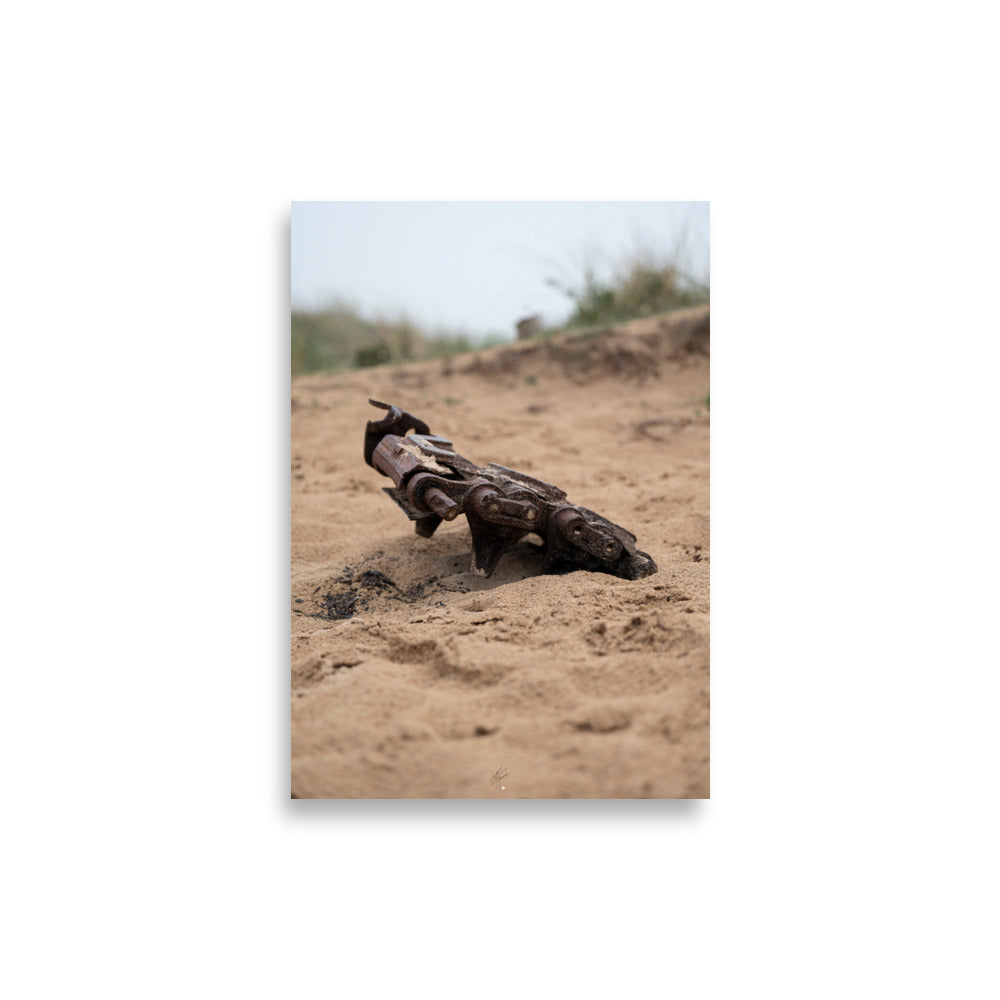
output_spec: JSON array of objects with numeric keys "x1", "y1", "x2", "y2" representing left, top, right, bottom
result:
[{"x1": 291, "y1": 305, "x2": 709, "y2": 798}]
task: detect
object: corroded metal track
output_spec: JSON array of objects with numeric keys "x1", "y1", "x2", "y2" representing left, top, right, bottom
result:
[{"x1": 363, "y1": 400, "x2": 657, "y2": 580}]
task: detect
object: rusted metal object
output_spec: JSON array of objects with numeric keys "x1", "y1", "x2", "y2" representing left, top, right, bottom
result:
[{"x1": 363, "y1": 400, "x2": 657, "y2": 580}]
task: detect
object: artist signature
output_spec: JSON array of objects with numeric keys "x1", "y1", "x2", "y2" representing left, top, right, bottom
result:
[{"x1": 490, "y1": 766, "x2": 511, "y2": 790}]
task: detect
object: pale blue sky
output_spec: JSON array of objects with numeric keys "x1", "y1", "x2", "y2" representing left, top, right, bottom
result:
[{"x1": 291, "y1": 201, "x2": 709, "y2": 338}]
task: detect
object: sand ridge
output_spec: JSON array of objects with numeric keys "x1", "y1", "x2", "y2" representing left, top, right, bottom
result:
[{"x1": 291, "y1": 306, "x2": 710, "y2": 798}]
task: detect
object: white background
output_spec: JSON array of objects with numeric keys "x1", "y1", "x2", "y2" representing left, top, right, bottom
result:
[{"x1": 2, "y1": 3, "x2": 998, "y2": 998}]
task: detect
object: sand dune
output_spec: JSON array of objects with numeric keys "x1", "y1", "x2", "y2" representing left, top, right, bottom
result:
[{"x1": 291, "y1": 305, "x2": 709, "y2": 798}]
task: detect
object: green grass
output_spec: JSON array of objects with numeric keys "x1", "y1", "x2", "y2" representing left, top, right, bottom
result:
[
  {"x1": 546, "y1": 247, "x2": 709, "y2": 330},
  {"x1": 291, "y1": 302, "x2": 504, "y2": 375}
]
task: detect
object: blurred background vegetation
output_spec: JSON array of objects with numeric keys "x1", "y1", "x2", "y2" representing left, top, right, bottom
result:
[
  {"x1": 290, "y1": 305, "x2": 493, "y2": 374},
  {"x1": 291, "y1": 247, "x2": 709, "y2": 376},
  {"x1": 547, "y1": 248, "x2": 709, "y2": 330}
]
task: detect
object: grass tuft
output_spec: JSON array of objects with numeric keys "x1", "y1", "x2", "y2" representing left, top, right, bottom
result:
[{"x1": 546, "y1": 246, "x2": 709, "y2": 330}]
